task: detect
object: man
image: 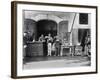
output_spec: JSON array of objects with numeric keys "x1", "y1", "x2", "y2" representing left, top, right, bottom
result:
[
  {"x1": 47, "y1": 33, "x2": 53, "y2": 56},
  {"x1": 55, "y1": 36, "x2": 62, "y2": 56},
  {"x1": 85, "y1": 35, "x2": 91, "y2": 56},
  {"x1": 39, "y1": 34, "x2": 45, "y2": 42},
  {"x1": 23, "y1": 32, "x2": 29, "y2": 61}
]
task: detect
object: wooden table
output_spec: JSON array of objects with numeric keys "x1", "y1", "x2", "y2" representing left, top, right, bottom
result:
[{"x1": 60, "y1": 45, "x2": 74, "y2": 56}]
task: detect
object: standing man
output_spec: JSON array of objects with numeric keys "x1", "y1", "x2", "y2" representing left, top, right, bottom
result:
[
  {"x1": 23, "y1": 32, "x2": 29, "y2": 61},
  {"x1": 47, "y1": 33, "x2": 53, "y2": 56},
  {"x1": 55, "y1": 36, "x2": 62, "y2": 56}
]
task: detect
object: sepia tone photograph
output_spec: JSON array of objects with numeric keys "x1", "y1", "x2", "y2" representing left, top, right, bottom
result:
[{"x1": 23, "y1": 10, "x2": 91, "y2": 69}]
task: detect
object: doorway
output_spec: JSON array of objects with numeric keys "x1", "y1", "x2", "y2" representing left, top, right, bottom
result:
[{"x1": 36, "y1": 19, "x2": 57, "y2": 40}]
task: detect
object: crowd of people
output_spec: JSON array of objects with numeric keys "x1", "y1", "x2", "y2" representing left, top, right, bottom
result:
[
  {"x1": 23, "y1": 31, "x2": 91, "y2": 57},
  {"x1": 38, "y1": 33, "x2": 62, "y2": 56}
]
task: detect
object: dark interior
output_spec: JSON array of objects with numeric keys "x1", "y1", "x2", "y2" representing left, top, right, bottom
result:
[
  {"x1": 24, "y1": 19, "x2": 36, "y2": 41},
  {"x1": 36, "y1": 20, "x2": 57, "y2": 39},
  {"x1": 78, "y1": 29, "x2": 90, "y2": 43},
  {"x1": 79, "y1": 13, "x2": 88, "y2": 24}
]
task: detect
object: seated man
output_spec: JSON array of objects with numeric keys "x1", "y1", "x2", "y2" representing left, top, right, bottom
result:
[{"x1": 38, "y1": 34, "x2": 45, "y2": 42}]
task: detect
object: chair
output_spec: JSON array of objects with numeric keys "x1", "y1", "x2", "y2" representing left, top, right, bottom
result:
[{"x1": 74, "y1": 43, "x2": 82, "y2": 56}]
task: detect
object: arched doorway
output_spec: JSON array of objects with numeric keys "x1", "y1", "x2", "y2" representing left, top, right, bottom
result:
[
  {"x1": 59, "y1": 21, "x2": 69, "y2": 41},
  {"x1": 36, "y1": 19, "x2": 57, "y2": 40},
  {"x1": 24, "y1": 19, "x2": 37, "y2": 41},
  {"x1": 23, "y1": 19, "x2": 37, "y2": 57}
]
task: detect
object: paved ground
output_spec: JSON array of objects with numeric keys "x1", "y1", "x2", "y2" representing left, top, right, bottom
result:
[{"x1": 23, "y1": 56, "x2": 91, "y2": 69}]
